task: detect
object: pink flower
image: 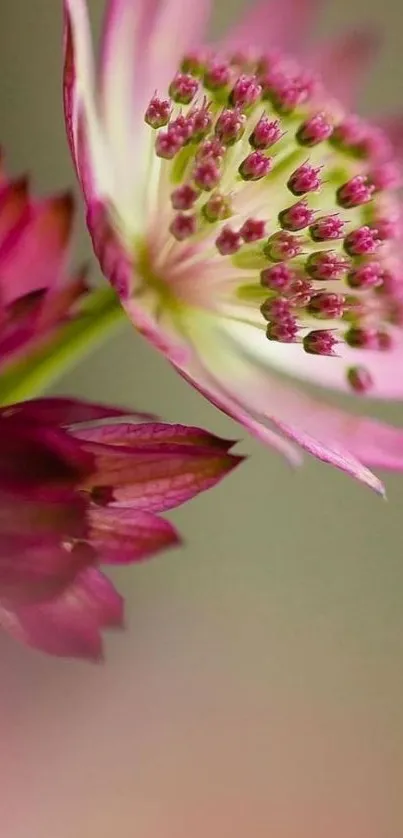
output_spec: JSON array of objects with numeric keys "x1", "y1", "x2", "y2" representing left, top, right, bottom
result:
[
  {"x1": 0, "y1": 398, "x2": 241, "y2": 659},
  {"x1": 63, "y1": 0, "x2": 403, "y2": 495}
]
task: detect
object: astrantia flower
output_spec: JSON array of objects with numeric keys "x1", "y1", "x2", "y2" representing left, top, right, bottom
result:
[
  {"x1": 64, "y1": 0, "x2": 403, "y2": 495},
  {"x1": 0, "y1": 397, "x2": 241, "y2": 659}
]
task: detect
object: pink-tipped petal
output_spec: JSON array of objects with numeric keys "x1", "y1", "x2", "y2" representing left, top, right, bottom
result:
[
  {"x1": 89, "y1": 506, "x2": 180, "y2": 563},
  {"x1": 63, "y1": 0, "x2": 112, "y2": 201},
  {"x1": 311, "y1": 30, "x2": 380, "y2": 107},
  {"x1": 0, "y1": 193, "x2": 74, "y2": 304},
  {"x1": 99, "y1": 0, "x2": 211, "y2": 225},
  {"x1": 1, "y1": 568, "x2": 123, "y2": 661},
  {"x1": 221, "y1": 0, "x2": 320, "y2": 55}
]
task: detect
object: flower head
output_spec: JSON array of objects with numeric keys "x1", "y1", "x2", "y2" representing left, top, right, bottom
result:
[
  {"x1": 64, "y1": 0, "x2": 403, "y2": 495},
  {"x1": 0, "y1": 398, "x2": 241, "y2": 660}
]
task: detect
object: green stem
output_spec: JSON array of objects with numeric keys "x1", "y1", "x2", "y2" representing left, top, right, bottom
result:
[{"x1": 0, "y1": 285, "x2": 126, "y2": 406}]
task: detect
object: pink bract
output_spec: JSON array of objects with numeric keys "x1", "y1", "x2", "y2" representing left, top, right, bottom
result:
[{"x1": 63, "y1": 0, "x2": 403, "y2": 496}]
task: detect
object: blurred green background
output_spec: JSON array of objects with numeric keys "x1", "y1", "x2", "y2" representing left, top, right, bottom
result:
[{"x1": 0, "y1": 1, "x2": 402, "y2": 835}]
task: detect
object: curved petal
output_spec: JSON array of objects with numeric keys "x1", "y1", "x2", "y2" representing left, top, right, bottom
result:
[
  {"x1": 172, "y1": 312, "x2": 403, "y2": 491},
  {"x1": 88, "y1": 506, "x2": 180, "y2": 563},
  {"x1": 1, "y1": 568, "x2": 123, "y2": 660},
  {"x1": 310, "y1": 30, "x2": 379, "y2": 107},
  {"x1": 6, "y1": 397, "x2": 156, "y2": 427},
  {"x1": 63, "y1": 0, "x2": 113, "y2": 201},
  {"x1": 220, "y1": 0, "x2": 321, "y2": 56}
]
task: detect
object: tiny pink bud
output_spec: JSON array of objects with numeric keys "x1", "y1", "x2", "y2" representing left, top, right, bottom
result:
[
  {"x1": 310, "y1": 214, "x2": 345, "y2": 242},
  {"x1": 279, "y1": 200, "x2": 315, "y2": 232},
  {"x1": 204, "y1": 61, "x2": 232, "y2": 90},
  {"x1": 288, "y1": 163, "x2": 321, "y2": 195},
  {"x1": 171, "y1": 184, "x2": 199, "y2": 211},
  {"x1": 169, "y1": 73, "x2": 199, "y2": 104},
  {"x1": 266, "y1": 317, "x2": 299, "y2": 342},
  {"x1": 260, "y1": 263, "x2": 294, "y2": 291},
  {"x1": 202, "y1": 192, "x2": 231, "y2": 222},
  {"x1": 215, "y1": 225, "x2": 242, "y2": 255},
  {"x1": 249, "y1": 117, "x2": 283, "y2": 150},
  {"x1": 306, "y1": 251, "x2": 350, "y2": 281},
  {"x1": 345, "y1": 326, "x2": 379, "y2": 349},
  {"x1": 169, "y1": 212, "x2": 197, "y2": 241},
  {"x1": 347, "y1": 366, "x2": 373, "y2": 393},
  {"x1": 193, "y1": 159, "x2": 221, "y2": 191},
  {"x1": 239, "y1": 151, "x2": 272, "y2": 181},
  {"x1": 155, "y1": 130, "x2": 183, "y2": 159},
  {"x1": 230, "y1": 74, "x2": 262, "y2": 109},
  {"x1": 169, "y1": 114, "x2": 194, "y2": 143},
  {"x1": 197, "y1": 137, "x2": 225, "y2": 162},
  {"x1": 145, "y1": 96, "x2": 171, "y2": 129},
  {"x1": 190, "y1": 107, "x2": 213, "y2": 140},
  {"x1": 337, "y1": 175, "x2": 374, "y2": 209},
  {"x1": 264, "y1": 231, "x2": 303, "y2": 261},
  {"x1": 215, "y1": 108, "x2": 246, "y2": 145},
  {"x1": 307, "y1": 292, "x2": 345, "y2": 319},
  {"x1": 287, "y1": 277, "x2": 312, "y2": 307},
  {"x1": 303, "y1": 329, "x2": 338, "y2": 355},
  {"x1": 297, "y1": 112, "x2": 333, "y2": 146},
  {"x1": 344, "y1": 225, "x2": 381, "y2": 256},
  {"x1": 239, "y1": 218, "x2": 266, "y2": 242},
  {"x1": 261, "y1": 296, "x2": 291, "y2": 321},
  {"x1": 347, "y1": 262, "x2": 383, "y2": 289},
  {"x1": 181, "y1": 49, "x2": 208, "y2": 76}
]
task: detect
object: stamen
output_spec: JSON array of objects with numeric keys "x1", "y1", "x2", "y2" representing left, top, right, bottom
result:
[
  {"x1": 202, "y1": 192, "x2": 231, "y2": 222},
  {"x1": 230, "y1": 74, "x2": 262, "y2": 109},
  {"x1": 264, "y1": 231, "x2": 303, "y2": 261},
  {"x1": 249, "y1": 116, "x2": 283, "y2": 149},
  {"x1": 170, "y1": 213, "x2": 197, "y2": 240},
  {"x1": 169, "y1": 73, "x2": 199, "y2": 105},
  {"x1": 303, "y1": 330, "x2": 338, "y2": 355},
  {"x1": 215, "y1": 109, "x2": 246, "y2": 145},
  {"x1": 310, "y1": 215, "x2": 345, "y2": 242},
  {"x1": 297, "y1": 112, "x2": 333, "y2": 146},
  {"x1": 306, "y1": 251, "x2": 350, "y2": 281},
  {"x1": 216, "y1": 226, "x2": 242, "y2": 255},
  {"x1": 266, "y1": 318, "x2": 299, "y2": 342},
  {"x1": 239, "y1": 219, "x2": 266, "y2": 242},
  {"x1": 260, "y1": 264, "x2": 294, "y2": 291},
  {"x1": 193, "y1": 159, "x2": 221, "y2": 190},
  {"x1": 337, "y1": 175, "x2": 374, "y2": 208},
  {"x1": 344, "y1": 226, "x2": 380, "y2": 256},
  {"x1": 171, "y1": 184, "x2": 199, "y2": 210},
  {"x1": 347, "y1": 366, "x2": 373, "y2": 393},
  {"x1": 279, "y1": 200, "x2": 315, "y2": 231},
  {"x1": 204, "y1": 60, "x2": 232, "y2": 91},
  {"x1": 307, "y1": 292, "x2": 345, "y2": 319},
  {"x1": 347, "y1": 262, "x2": 383, "y2": 289},
  {"x1": 145, "y1": 96, "x2": 171, "y2": 128},
  {"x1": 288, "y1": 163, "x2": 321, "y2": 195},
  {"x1": 239, "y1": 151, "x2": 272, "y2": 180}
]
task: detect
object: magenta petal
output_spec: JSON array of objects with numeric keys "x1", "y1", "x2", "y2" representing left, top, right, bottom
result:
[
  {"x1": 378, "y1": 115, "x2": 403, "y2": 163},
  {"x1": 221, "y1": 0, "x2": 320, "y2": 55},
  {"x1": 0, "y1": 177, "x2": 29, "y2": 251},
  {"x1": 73, "y1": 420, "x2": 236, "y2": 451},
  {"x1": 89, "y1": 506, "x2": 180, "y2": 563},
  {"x1": 5, "y1": 397, "x2": 155, "y2": 427},
  {"x1": 0, "y1": 534, "x2": 95, "y2": 606},
  {"x1": 1, "y1": 568, "x2": 123, "y2": 661},
  {"x1": 80, "y1": 437, "x2": 243, "y2": 512}
]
